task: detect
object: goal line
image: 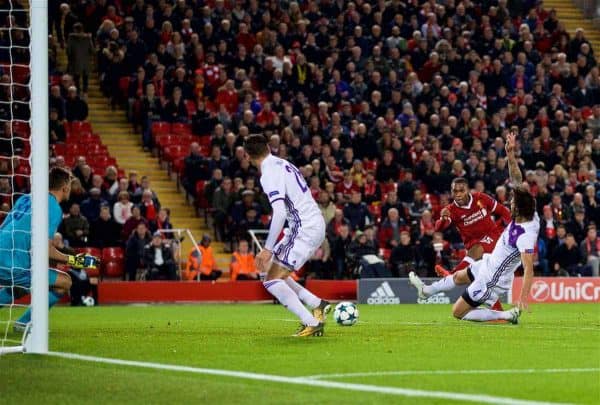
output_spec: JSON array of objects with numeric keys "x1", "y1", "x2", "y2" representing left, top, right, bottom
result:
[{"x1": 47, "y1": 351, "x2": 572, "y2": 405}]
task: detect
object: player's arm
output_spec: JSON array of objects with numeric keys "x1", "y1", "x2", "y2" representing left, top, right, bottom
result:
[
  {"x1": 264, "y1": 199, "x2": 286, "y2": 253},
  {"x1": 517, "y1": 251, "x2": 534, "y2": 311},
  {"x1": 256, "y1": 171, "x2": 286, "y2": 271},
  {"x1": 49, "y1": 240, "x2": 69, "y2": 263},
  {"x1": 434, "y1": 206, "x2": 452, "y2": 231},
  {"x1": 505, "y1": 131, "x2": 522, "y2": 186}
]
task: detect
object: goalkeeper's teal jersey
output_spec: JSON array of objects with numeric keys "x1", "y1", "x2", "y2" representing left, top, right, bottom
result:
[{"x1": 0, "y1": 194, "x2": 63, "y2": 276}]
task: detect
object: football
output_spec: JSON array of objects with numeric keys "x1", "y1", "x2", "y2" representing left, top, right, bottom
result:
[
  {"x1": 82, "y1": 296, "x2": 95, "y2": 307},
  {"x1": 333, "y1": 302, "x2": 359, "y2": 326}
]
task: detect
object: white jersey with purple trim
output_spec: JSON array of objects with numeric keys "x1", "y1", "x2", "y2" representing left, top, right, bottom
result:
[
  {"x1": 259, "y1": 154, "x2": 325, "y2": 270},
  {"x1": 465, "y1": 213, "x2": 539, "y2": 305},
  {"x1": 487, "y1": 213, "x2": 540, "y2": 277},
  {"x1": 259, "y1": 154, "x2": 322, "y2": 228}
]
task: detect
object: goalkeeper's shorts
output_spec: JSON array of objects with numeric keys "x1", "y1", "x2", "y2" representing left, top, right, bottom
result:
[{"x1": 0, "y1": 266, "x2": 60, "y2": 289}]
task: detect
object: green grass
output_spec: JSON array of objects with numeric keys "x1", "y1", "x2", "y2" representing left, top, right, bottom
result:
[{"x1": 1, "y1": 303, "x2": 599, "y2": 404}]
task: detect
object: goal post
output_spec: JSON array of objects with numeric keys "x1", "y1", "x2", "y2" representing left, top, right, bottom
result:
[
  {"x1": 27, "y1": 0, "x2": 49, "y2": 354},
  {"x1": 0, "y1": 0, "x2": 48, "y2": 355}
]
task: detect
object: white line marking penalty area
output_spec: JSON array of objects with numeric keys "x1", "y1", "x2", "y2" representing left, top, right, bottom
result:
[
  {"x1": 302, "y1": 368, "x2": 600, "y2": 380},
  {"x1": 47, "y1": 351, "x2": 573, "y2": 405}
]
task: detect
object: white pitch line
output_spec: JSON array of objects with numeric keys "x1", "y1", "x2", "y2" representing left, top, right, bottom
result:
[
  {"x1": 46, "y1": 351, "x2": 572, "y2": 405},
  {"x1": 302, "y1": 368, "x2": 600, "y2": 380}
]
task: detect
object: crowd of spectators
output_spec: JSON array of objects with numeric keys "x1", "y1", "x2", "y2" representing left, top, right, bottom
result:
[
  {"x1": 87, "y1": 0, "x2": 600, "y2": 278},
  {"x1": 3, "y1": 0, "x2": 600, "y2": 280}
]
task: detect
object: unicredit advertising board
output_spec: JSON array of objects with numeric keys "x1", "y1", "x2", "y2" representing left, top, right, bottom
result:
[{"x1": 511, "y1": 277, "x2": 600, "y2": 303}]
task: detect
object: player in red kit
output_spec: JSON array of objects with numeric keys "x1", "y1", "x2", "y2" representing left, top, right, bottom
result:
[{"x1": 434, "y1": 177, "x2": 512, "y2": 310}]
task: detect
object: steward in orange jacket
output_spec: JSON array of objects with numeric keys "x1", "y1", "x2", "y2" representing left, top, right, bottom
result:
[
  {"x1": 230, "y1": 240, "x2": 259, "y2": 280},
  {"x1": 182, "y1": 235, "x2": 222, "y2": 281}
]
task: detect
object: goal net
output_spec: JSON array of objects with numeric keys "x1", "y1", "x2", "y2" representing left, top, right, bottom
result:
[{"x1": 0, "y1": 0, "x2": 48, "y2": 355}]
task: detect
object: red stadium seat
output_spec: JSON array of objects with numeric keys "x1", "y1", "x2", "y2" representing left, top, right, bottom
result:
[
  {"x1": 152, "y1": 122, "x2": 171, "y2": 136},
  {"x1": 198, "y1": 135, "x2": 211, "y2": 150},
  {"x1": 102, "y1": 248, "x2": 125, "y2": 279},
  {"x1": 52, "y1": 144, "x2": 67, "y2": 156},
  {"x1": 70, "y1": 121, "x2": 92, "y2": 134},
  {"x1": 102, "y1": 247, "x2": 124, "y2": 261},
  {"x1": 118, "y1": 76, "x2": 130, "y2": 97},
  {"x1": 380, "y1": 182, "x2": 396, "y2": 195},
  {"x1": 172, "y1": 156, "x2": 186, "y2": 176},
  {"x1": 103, "y1": 261, "x2": 124, "y2": 278},
  {"x1": 163, "y1": 145, "x2": 187, "y2": 163},
  {"x1": 364, "y1": 159, "x2": 378, "y2": 171},
  {"x1": 77, "y1": 132, "x2": 101, "y2": 145},
  {"x1": 90, "y1": 156, "x2": 117, "y2": 168},
  {"x1": 379, "y1": 248, "x2": 392, "y2": 261},
  {"x1": 12, "y1": 121, "x2": 30, "y2": 137},
  {"x1": 171, "y1": 123, "x2": 192, "y2": 135},
  {"x1": 11, "y1": 65, "x2": 30, "y2": 84},
  {"x1": 368, "y1": 203, "x2": 382, "y2": 222},
  {"x1": 185, "y1": 100, "x2": 196, "y2": 117}
]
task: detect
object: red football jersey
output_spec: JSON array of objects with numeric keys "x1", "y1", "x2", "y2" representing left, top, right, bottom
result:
[{"x1": 444, "y1": 192, "x2": 505, "y2": 243}]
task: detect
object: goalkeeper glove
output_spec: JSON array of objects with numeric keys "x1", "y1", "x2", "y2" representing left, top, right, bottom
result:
[{"x1": 67, "y1": 253, "x2": 100, "y2": 270}]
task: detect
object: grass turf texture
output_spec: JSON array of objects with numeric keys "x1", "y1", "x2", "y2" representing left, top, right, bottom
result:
[{"x1": 1, "y1": 303, "x2": 599, "y2": 404}]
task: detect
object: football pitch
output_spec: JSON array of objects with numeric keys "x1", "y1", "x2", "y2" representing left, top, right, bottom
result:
[{"x1": 1, "y1": 303, "x2": 599, "y2": 404}]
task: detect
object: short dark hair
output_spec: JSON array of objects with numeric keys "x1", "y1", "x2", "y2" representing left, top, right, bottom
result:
[
  {"x1": 244, "y1": 134, "x2": 269, "y2": 158},
  {"x1": 512, "y1": 187, "x2": 536, "y2": 220},
  {"x1": 451, "y1": 177, "x2": 468, "y2": 187},
  {"x1": 49, "y1": 167, "x2": 72, "y2": 191}
]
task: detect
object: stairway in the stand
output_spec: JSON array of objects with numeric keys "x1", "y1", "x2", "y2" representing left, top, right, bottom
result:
[
  {"x1": 56, "y1": 52, "x2": 232, "y2": 278},
  {"x1": 545, "y1": 0, "x2": 600, "y2": 58}
]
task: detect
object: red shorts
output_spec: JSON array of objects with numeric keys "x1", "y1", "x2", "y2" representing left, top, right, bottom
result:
[{"x1": 464, "y1": 227, "x2": 503, "y2": 253}]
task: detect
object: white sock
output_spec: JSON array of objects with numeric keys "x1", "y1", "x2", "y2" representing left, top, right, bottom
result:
[
  {"x1": 462, "y1": 308, "x2": 512, "y2": 322},
  {"x1": 264, "y1": 279, "x2": 319, "y2": 326},
  {"x1": 423, "y1": 275, "x2": 455, "y2": 296},
  {"x1": 284, "y1": 278, "x2": 321, "y2": 309}
]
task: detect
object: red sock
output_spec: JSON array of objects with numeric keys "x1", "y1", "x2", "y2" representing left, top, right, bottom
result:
[{"x1": 451, "y1": 259, "x2": 470, "y2": 273}]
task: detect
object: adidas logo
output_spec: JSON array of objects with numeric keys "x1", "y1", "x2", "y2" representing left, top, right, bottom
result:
[{"x1": 367, "y1": 281, "x2": 401, "y2": 304}]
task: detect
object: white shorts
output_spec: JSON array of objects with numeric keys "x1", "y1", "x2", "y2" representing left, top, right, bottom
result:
[
  {"x1": 463, "y1": 254, "x2": 514, "y2": 307},
  {"x1": 273, "y1": 217, "x2": 325, "y2": 271}
]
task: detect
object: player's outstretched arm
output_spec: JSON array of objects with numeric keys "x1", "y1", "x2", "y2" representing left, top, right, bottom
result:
[
  {"x1": 516, "y1": 252, "x2": 534, "y2": 312},
  {"x1": 505, "y1": 131, "x2": 522, "y2": 186}
]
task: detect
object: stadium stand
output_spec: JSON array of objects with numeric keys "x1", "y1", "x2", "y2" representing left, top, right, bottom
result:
[{"x1": 4, "y1": 0, "x2": 600, "y2": 281}]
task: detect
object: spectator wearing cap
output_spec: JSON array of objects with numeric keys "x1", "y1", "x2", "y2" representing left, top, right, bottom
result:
[
  {"x1": 143, "y1": 232, "x2": 177, "y2": 280},
  {"x1": 65, "y1": 86, "x2": 89, "y2": 121},
  {"x1": 231, "y1": 189, "x2": 261, "y2": 225},
  {"x1": 183, "y1": 235, "x2": 222, "y2": 281}
]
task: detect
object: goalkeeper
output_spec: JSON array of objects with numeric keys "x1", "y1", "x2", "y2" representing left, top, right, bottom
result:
[{"x1": 0, "y1": 167, "x2": 99, "y2": 329}]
